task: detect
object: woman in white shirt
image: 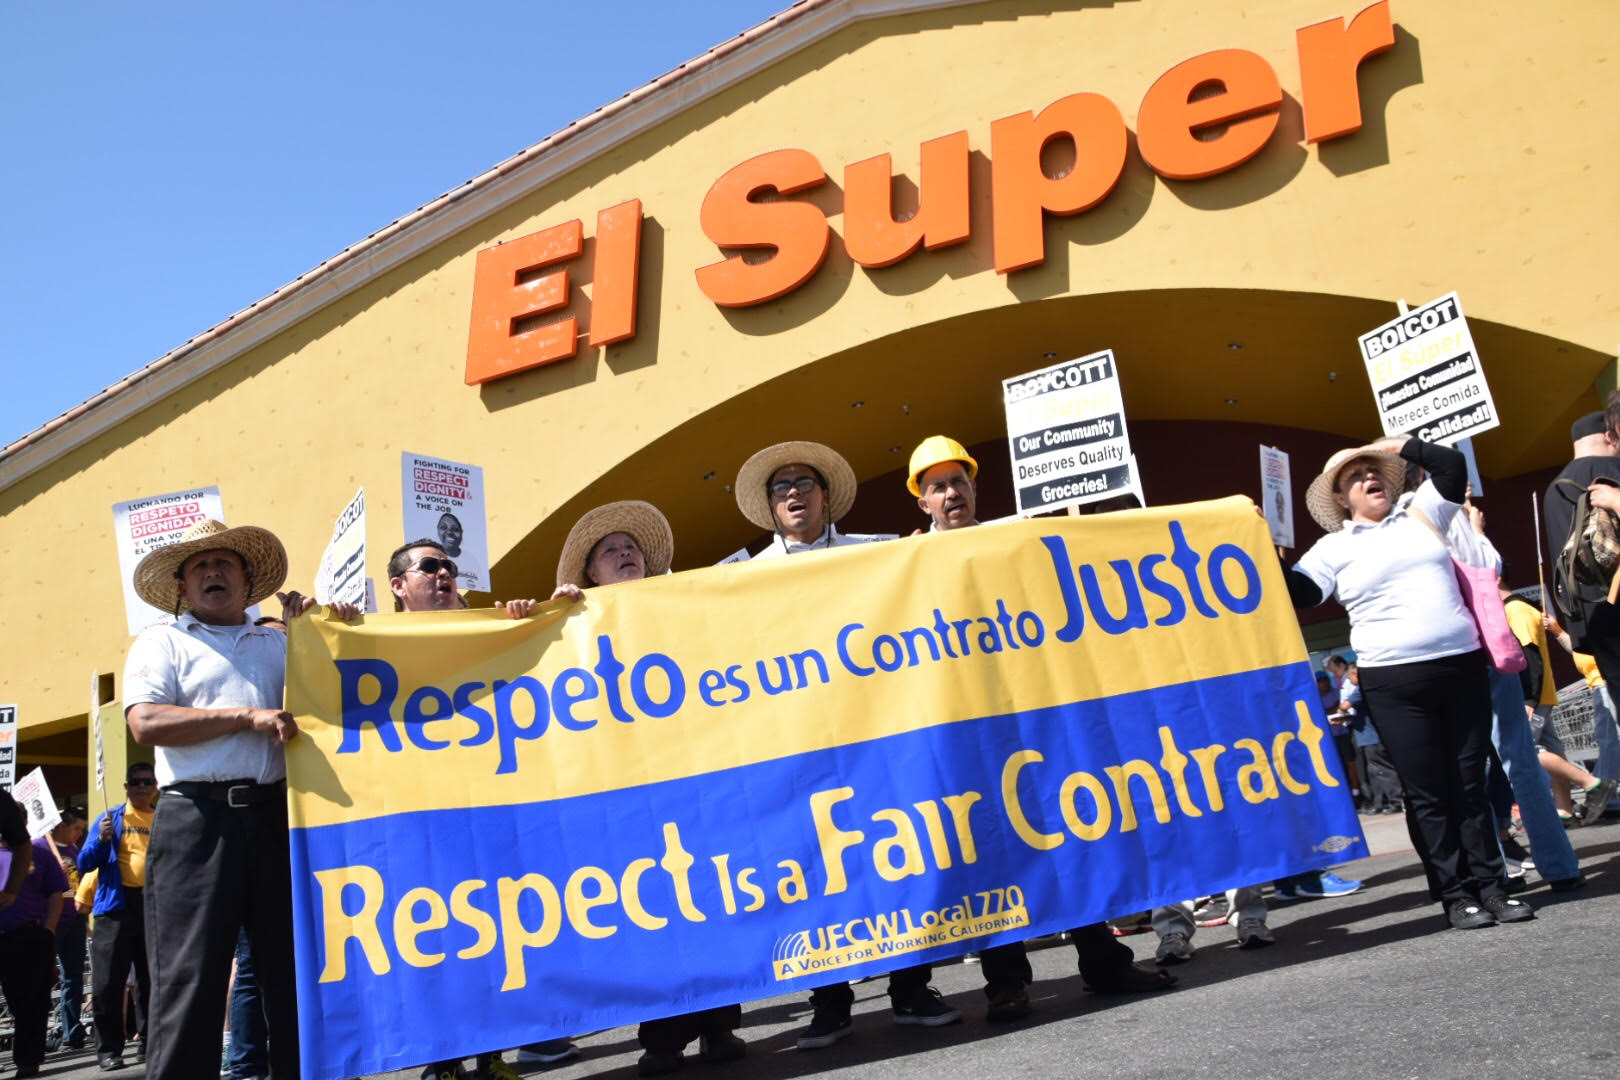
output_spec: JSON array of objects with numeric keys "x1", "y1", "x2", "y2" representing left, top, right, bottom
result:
[{"x1": 1285, "y1": 436, "x2": 1533, "y2": 931}]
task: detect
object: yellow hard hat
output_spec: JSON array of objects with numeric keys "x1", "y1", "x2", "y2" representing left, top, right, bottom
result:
[{"x1": 907, "y1": 435, "x2": 979, "y2": 497}]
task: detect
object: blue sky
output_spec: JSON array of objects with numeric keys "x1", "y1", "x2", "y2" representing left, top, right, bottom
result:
[{"x1": 0, "y1": 0, "x2": 788, "y2": 447}]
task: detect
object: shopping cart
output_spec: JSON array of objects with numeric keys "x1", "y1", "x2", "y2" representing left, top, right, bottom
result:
[{"x1": 1551, "y1": 678, "x2": 1599, "y2": 764}]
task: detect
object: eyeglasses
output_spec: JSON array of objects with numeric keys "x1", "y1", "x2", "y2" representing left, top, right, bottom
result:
[
  {"x1": 768, "y1": 477, "x2": 820, "y2": 499},
  {"x1": 404, "y1": 556, "x2": 459, "y2": 578},
  {"x1": 126, "y1": 778, "x2": 157, "y2": 787}
]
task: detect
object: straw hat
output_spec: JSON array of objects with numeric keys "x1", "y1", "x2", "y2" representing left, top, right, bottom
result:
[
  {"x1": 734, "y1": 441, "x2": 857, "y2": 532},
  {"x1": 906, "y1": 435, "x2": 978, "y2": 497},
  {"x1": 555, "y1": 501, "x2": 674, "y2": 589},
  {"x1": 1304, "y1": 446, "x2": 1408, "y2": 533},
  {"x1": 132, "y1": 519, "x2": 289, "y2": 615}
]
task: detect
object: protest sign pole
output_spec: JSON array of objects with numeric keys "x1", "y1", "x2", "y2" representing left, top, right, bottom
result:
[
  {"x1": 91, "y1": 667, "x2": 107, "y2": 805},
  {"x1": 1532, "y1": 491, "x2": 1550, "y2": 614}
]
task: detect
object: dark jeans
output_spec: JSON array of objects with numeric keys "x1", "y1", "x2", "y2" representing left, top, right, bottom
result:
[
  {"x1": 1361, "y1": 650, "x2": 1504, "y2": 906},
  {"x1": 0, "y1": 923, "x2": 56, "y2": 1071},
  {"x1": 1360, "y1": 741, "x2": 1402, "y2": 810},
  {"x1": 638, "y1": 1004, "x2": 742, "y2": 1052},
  {"x1": 809, "y1": 963, "x2": 933, "y2": 1016},
  {"x1": 228, "y1": 927, "x2": 269, "y2": 1080},
  {"x1": 90, "y1": 888, "x2": 150, "y2": 1056},
  {"x1": 978, "y1": 922, "x2": 1132, "y2": 997},
  {"x1": 56, "y1": 918, "x2": 88, "y2": 1046},
  {"x1": 145, "y1": 787, "x2": 298, "y2": 1080}
]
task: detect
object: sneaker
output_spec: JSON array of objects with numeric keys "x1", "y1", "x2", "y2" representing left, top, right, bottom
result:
[
  {"x1": 1235, "y1": 916, "x2": 1275, "y2": 949},
  {"x1": 516, "y1": 1040, "x2": 581, "y2": 1065},
  {"x1": 478, "y1": 1055, "x2": 523, "y2": 1080},
  {"x1": 795, "y1": 1010, "x2": 853, "y2": 1050},
  {"x1": 1549, "y1": 873, "x2": 1588, "y2": 893},
  {"x1": 1581, "y1": 778, "x2": 1616, "y2": 825},
  {"x1": 892, "y1": 987, "x2": 962, "y2": 1027},
  {"x1": 1446, "y1": 898, "x2": 1496, "y2": 930},
  {"x1": 637, "y1": 1050, "x2": 683, "y2": 1077},
  {"x1": 1293, "y1": 871, "x2": 1362, "y2": 898},
  {"x1": 1155, "y1": 930, "x2": 1195, "y2": 965},
  {"x1": 698, "y1": 1032, "x2": 746, "y2": 1064},
  {"x1": 1272, "y1": 882, "x2": 1300, "y2": 902},
  {"x1": 1481, "y1": 894, "x2": 1535, "y2": 923},
  {"x1": 985, "y1": 987, "x2": 1031, "y2": 1023},
  {"x1": 1192, "y1": 896, "x2": 1230, "y2": 927},
  {"x1": 422, "y1": 1065, "x2": 467, "y2": 1080}
]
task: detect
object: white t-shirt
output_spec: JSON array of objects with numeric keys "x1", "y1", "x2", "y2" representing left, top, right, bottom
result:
[
  {"x1": 1293, "y1": 480, "x2": 1480, "y2": 667},
  {"x1": 122, "y1": 613, "x2": 290, "y2": 785}
]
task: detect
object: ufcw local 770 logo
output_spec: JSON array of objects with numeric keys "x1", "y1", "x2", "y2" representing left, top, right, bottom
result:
[{"x1": 772, "y1": 886, "x2": 1030, "y2": 980}]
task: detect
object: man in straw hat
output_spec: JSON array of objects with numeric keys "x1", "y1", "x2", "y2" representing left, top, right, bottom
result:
[
  {"x1": 551, "y1": 502, "x2": 747, "y2": 1078},
  {"x1": 122, "y1": 519, "x2": 359, "y2": 1079},
  {"x1": 736, "y1": 441, "x2": 961, "y2": 1047},
  {"x1": 907, "y1": 436, "x2": 1176, "y2": 1021}
]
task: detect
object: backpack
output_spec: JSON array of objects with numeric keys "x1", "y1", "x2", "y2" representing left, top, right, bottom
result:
[{"x1": 1552, "y1": 477, "x2": 1620, "y2": 629}]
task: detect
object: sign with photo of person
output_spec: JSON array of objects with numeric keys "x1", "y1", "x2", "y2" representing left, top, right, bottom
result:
[
  {"x1": 1002, "y1": 350, "x2": 1140, "y2": 515},
  {"x1": 1259, "y1": 445, "x2": 1294, "y2": 548},
  {"x1": 402, "y1": 453, "x2": 489, "y2": 592},
  {"x1": 12, "y1": 767, "x2": 60, "y2": 839},
  {"x1": 1358, "y1": 292, "x2": 1500, "y2": 446}
]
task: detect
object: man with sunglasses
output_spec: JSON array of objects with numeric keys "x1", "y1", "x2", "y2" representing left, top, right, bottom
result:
[
  {"x1": 384, "y1": 539, "x2": 578, "y2": 1080},
  {"x1": 78, "y1": 762, "x2": 158, "y2": 1070}
]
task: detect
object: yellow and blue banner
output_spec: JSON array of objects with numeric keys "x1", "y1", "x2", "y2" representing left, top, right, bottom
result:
[{"x1": 285, "y1": 498, "x2": 1365, "y2": 1078}]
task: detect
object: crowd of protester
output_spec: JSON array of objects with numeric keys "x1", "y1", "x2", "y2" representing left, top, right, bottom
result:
[{"x1": 5, "y1": 404, "x2": 1620, "y2": 1080}]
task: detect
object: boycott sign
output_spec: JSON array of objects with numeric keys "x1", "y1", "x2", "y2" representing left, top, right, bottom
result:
[
  {"x1": 1259, "y1": 446, "x2": 1293, "y2": 548},
  {"x1": 112, "y1": 486, "x2": 246, "y2": 635},
  {"x1": 315, "y1": 488, "x2": 367, "y2": 608},
  {"x1": 1003, "y1": 350, "x2": 1138, "y2": 515},
  {"x1": 13, "y1": 768, "x2": 60, "y2": 839},
  {"x1": 0, "y1": 705, "x2": 15, "y2": 790},
  {"x1": 286, "y1": 500, "x2": 1364, "y2": 1077},
  {"x1": 402, "y1": 453, "x2": 489, "y2": 592},
  {"x1": 1358, "y1": 292, "x2": 1499, "y2": 446}
]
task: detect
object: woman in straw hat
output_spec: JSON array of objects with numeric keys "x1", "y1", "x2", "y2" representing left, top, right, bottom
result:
[
  {"x1": 1284, "y1": 436, "x2": 1532, "y2": 931},
  {"x1": 550, "y1": 501, "x2": 746, "y2": 1077}
]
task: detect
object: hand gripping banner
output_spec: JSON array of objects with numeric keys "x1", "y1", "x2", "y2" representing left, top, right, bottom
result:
[{"x1": 285, "y1": 498, "x2": 1366, "y2": 1077}]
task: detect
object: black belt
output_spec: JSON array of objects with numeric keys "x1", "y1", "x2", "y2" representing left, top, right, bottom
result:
[{"x1": 163, "y1": 779, "x2": 285, "y2": 807}]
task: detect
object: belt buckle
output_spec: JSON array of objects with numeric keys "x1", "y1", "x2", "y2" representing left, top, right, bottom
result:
[{"x1": 226, "y1": 783, "x2": 252, "y2": 808}]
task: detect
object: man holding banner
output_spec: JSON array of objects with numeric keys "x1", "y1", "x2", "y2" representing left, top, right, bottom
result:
[
  {"x1": 123, "y1": 519, "x2": 359, "y2": 1079},
  {"x1": 737, "y1": 440, "x2": 961, "y2": 1046},
  {"x1": 907, "y1": 436, "x2": 1177, "y2": 1017}
]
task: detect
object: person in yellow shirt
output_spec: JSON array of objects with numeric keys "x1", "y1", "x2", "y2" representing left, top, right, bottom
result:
[
  {"x1": 78, "y1": 763, "x2": 156, "y2": 1070},
  {"x1": 1502, "y1": 591, "x2": 1615, "y2": 825},
  {"x1": 1546, "y1": 612, "x2": 1620, "y2": 816}
]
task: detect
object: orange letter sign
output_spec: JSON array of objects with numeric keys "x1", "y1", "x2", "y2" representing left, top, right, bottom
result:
[
  {"x1": 1296, "y1": 0, "x2": 1395, "y2": 143},
  {"x1": 842, "y1": 131, "x2": 971, "y2": 268},
  {"x1": 1137, "y1": 49, "x2": 1283, "y2": 180},
  {"x1": 464, "y1": 221, "x2": 583, "y2": 385},
  {"x1": 989, "y1": 94, "x2": 1127, "y2": 274},
  {"x1": 694, "y1": 149, "x2": 830, "y2": 308},
  {"x1": 587, "y1": 199, "x2": 643, "y2": 348}
]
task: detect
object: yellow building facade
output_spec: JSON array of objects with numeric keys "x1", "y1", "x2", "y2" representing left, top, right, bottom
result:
[{"x1": 3, "y1": 0, "x2": 1617, "y2": 791}]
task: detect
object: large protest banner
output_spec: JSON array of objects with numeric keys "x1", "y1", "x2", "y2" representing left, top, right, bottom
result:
[{"x1": 286, "y1": 499, "x2": 1365, "y2": 1078}]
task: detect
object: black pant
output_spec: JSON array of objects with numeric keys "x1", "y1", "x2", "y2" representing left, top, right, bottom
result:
[
  {"x1": 638, "y1": 1004, "x2": 743, "y2": 1052},
  {"x1": 145, "y1": 788, "x2": 298, "y2": 1080},
  {"x1": 1360, "y1": 741, "x2": 1402, "y2": 810},
  {"x1": 978, "y1": 922, "x2": 1132, "y2": 998},
  {"x1": 809, "y1": 962, "x2": 933, "y2": 1016},
  {"x1": 90, "y1": 888, "x2": 150, "y2": 1056},
  {"x1": 1360, "y1": 650, "x2": 1504, "y2": 905},
  {"x1": 0, "y1": 923, "x2": 56, "y2": 1070}
]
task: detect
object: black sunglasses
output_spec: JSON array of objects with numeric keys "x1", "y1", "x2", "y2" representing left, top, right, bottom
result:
[
  {"x1": 404, "y1": 556, "x2": 459, "y2": 578},
  {"x1": 126, "y1": 778, "x2": 157, "y2": 787},
  {"x1": 768, "y1": 476, "x2": 820, "y2": 499}
]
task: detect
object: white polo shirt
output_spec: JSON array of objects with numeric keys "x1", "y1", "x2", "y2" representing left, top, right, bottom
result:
[
  {"x1": 749, "y1": 524, "x2": 883, "y2": 559},
  {"x1": 122, "y1": 612, "x2": 289, "y2": 786}
]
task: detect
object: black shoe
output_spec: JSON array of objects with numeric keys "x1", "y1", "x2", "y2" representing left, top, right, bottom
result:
[
  {"x1": 1549, "y1": 873, "x2": 1588, "y2": 893},
  {"x1": 1085, "y1": 960, "x2": 1179, "y2": 994},
  {"x1": 699, "y1": 1031, "x2": 746, "y2": 1064},
  {"x1": 97, "y1": 1054, "x2": 125, "y2": 1072},
  {"x1": 637, "y1": 1049, "x2": 684, "y2": 1076},
  {"x1": 892, "y1": 987, "x2": 962, "y2": 1027},
  {"x1": 1446, "y1": 898, "x2": 1497, "y2": 930},
  {"x1": 1503, "y1": 874, "x2": 1530, "y2": 894},
  {"x1": 1482, "y1": 894, "x2": 1535, "y2": 922},
  {"x1": 985, "y1": 986, "x2": 1031, "y2": 1023},
  {"x1": 1500, "y1": 835, "x2": 1531, "y2": 863},
  {"x1": 795, "y1": 1011, "x2": 853, "y2": 1050},
  {"x1": 14, "y1": 1065, "x2": 41, "y2": 1079}
]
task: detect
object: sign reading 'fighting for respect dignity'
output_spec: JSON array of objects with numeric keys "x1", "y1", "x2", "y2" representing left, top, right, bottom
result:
[{"x1": 285, "y1": 499, "x2": 1365, "y2": 1078}]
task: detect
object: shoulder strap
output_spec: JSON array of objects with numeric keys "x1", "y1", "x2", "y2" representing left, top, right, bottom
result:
[{"x1": 1406, "y1": 506, "x2": 1448, "y2": 550}]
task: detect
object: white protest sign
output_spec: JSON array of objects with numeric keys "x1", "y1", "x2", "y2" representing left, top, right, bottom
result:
[
  {"x1": 13, "y1": 768, "x2": 60, "y2": 839},
  {"x1": 1003, "y1": 349, "x2": 1138, "y2": 515},
  {"x1": 402, "y1": 454, "x2": 490, "y2": 592},
  {"x1": 0, "y1": 705, "x2": 16, "y2": 790},
  {"x1": 1358, "y1": 291, "x2": 1499, "y2": 446},
  {"x1": 90, "y1": 670, "x2": 106, "y2": 802},
  {"x1": 112, "y1": 486, "x2": 231, "y2": 635},
  {"x1": 1259, "y1": 446, "x2": 1294, "y2": 548},
  {"x1": 314, "y1": 487, "x2": 368, "y2": 607}
]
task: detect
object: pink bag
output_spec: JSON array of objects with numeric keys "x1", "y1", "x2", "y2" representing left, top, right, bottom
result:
[{"x1": 1412, "y1": 509, "x2": 1526, "y2": 674}]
